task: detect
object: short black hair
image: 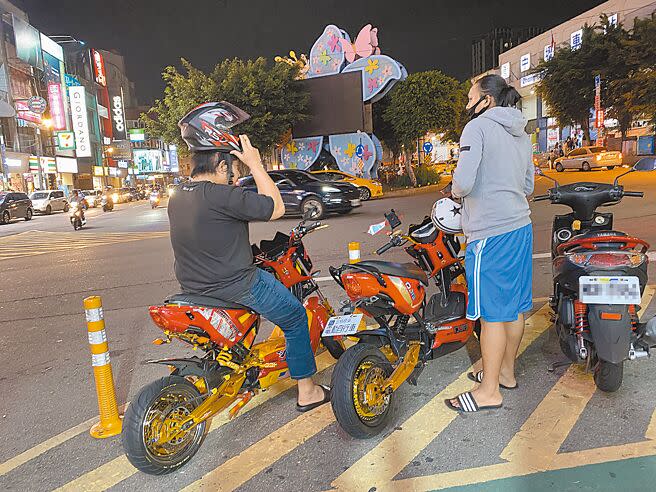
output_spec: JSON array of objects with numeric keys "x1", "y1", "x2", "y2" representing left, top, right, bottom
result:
[{"x1": 190, "y1": 151, "x2": 232, "y2": 177}]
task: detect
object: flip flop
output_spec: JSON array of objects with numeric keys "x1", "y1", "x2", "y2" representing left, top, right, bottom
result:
[
  {"x1": 445, "y1": 391, "x2": 503, "y2": 413},
  {"x1": 296, "y1": 385, "x2": 331, "y2": 413},
  {"x1": 467, "y1": 370, "x2": 518, "y2": 390}
]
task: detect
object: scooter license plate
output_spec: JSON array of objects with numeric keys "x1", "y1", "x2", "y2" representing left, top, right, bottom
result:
[
  {"x1": 579, "y1": 276, "x2": 641, "y2": 305},
  {"x1": 322, "y1": 314, "x2": 364, "y2": 337}
]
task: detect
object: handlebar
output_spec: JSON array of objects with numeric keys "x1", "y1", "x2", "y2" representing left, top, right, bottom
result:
[
  {"x1": 375, "y1": 242, "x2": 394, "y2": 255},
  {"x1": 623, "y1": 191, "x2": 644, "y2": 198},
  {"x1": 533, "y1": 194, "x2": 551, "y2": 201}
]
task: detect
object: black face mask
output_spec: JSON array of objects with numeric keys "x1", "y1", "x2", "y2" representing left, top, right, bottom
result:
[{"x1": 467, "y1": 96, "x2": 489, "y2": 120}]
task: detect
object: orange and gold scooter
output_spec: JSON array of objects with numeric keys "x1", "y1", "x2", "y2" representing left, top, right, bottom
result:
[{"x1": 325, "y1": 209, "x2": 478, "y2": 438}]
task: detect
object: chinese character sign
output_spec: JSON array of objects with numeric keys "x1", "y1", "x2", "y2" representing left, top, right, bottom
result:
[
  {"x1": 544, "y1": 44, "x2": 554, "y2": 62},
  {"x1": 500, "y1": 62, "x2": 510, "y2": 79},
  {"x1": 47, "y1": 83, "x2": 66, "y2": 130},
  {"x1": 570, "y1": 30, "x2": 583, "y2": 50},
  {"x1": 520, "y1": 54, "x2": 531, "y2": 72}
]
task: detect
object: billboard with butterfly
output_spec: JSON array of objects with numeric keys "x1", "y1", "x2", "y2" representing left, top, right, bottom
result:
[{"x1": 280, "y1": 23, "x2": 407, "y2": 178}]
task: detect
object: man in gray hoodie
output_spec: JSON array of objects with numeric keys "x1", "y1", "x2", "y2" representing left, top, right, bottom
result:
[{"x1": 446, "y1": 75, "x2": 534, "y2": 414}]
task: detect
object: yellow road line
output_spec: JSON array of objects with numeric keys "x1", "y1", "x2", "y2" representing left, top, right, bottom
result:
[
  {"x1": 384, "y1": 286, "x2": 656, "y2": 491},
  {"x1": 0, "y1": 416, "x2": 96, "y2": 477},
  {"x1": 182, "y1": 405, "x2": 335, "y2": 492},
  {"x1": 499, "y1": 365, "x2": 595, "y2": 468},
  {"x1": 331, "y1": 303, "x2": 553, "y2": 491},
  {"x1": 54, "y1": 349, "x2": 341, "y2": 491}
]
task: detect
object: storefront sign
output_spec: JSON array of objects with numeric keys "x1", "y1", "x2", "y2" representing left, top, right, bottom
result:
[
  {"x1": 117, "y1": 160, "x2": 128, "y2": 169},
  {"x1": 134, "y1": 149, "x2": 163, "y2": 173},
  {"x1": 65, "y1": 74, "x2": 81, "y2": 87},
  {"x1": 547, "y1": 127, "x2": 560, "y2": 148},
  {"x1": 111, "y1": 95, "x2": 126, "y2": 139},
  {"x1": 97, "y1": 104, "x2": 109, "y2": 119},
  {"x1": 12, "y1": 15, "x2": 43, "y2": 70},
  {"x1": 608, "y1": 14, "x2": 618, "y2": 27},
  {"x1": 40, "y1": 156, "x2": 57, "y2": 173},
  {"x1": 520, "y1": 54, "x2": 531, "y2": 72},
  {"x1": 14, "y1": 100, "x2": 42, "y2": 124},
  {"x1": 570, "y1": 30, "x2": 583, "y2": 50},
  {"x1": 168, "y1": 145, "x2": 179, "y2": 173},
  {"x1": 595, "y1": 109, "x2": 605, "y2": 129},
  {"x1": 544, "y1": 44, "x2": 554, "y2": 62},
  {"x1": 56, "y1": 156, "x2": 78, "y2": 173},
  {"x1": 129, "y1": 128, "x2": 145, "y2": 142},
  {"x1": 520, "y1": 73, "x2": 541, "y2": 87},
  {"x1": 500, "y1": 62, "x2": 510, "y2": 80},
  {"x1": 28, "y1": 96, "x2": 47, "y2": 114},
  {"x1": 112, "y1": 139, "x2": 132, "y2": 159},
  {"x1": 40, "y1": 33, "x2": 64, "y2": 61},
  {"x1": 93, "y1": 166, "x2": 105, "y2": 176},
  {"x1": 47, "y1": 83, "x2": 66, "y2": 130},
  {"x1": 92, "y1": 49, "x2": 107, "y2": 87},
  {"x1": 5, "y1": 158, "x2": 23, "y2": 168},
  {"x1": 56, "y1": 131, "x2": 76, "y2": 150},
  {"x1": 69, "y1": 86, "x2": 92, "y2": 157}
]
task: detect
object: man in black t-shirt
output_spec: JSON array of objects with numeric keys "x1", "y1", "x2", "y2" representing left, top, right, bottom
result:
[{"x1": 170, "y1": 102, "x2": 330, "y2": 412}]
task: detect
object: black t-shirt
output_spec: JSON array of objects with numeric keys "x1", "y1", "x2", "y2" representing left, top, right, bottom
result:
[{"x1": 168, "y1": 181, "x2": 274, "y2": 300}]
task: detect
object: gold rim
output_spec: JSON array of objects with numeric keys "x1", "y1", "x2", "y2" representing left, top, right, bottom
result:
[{"x1": 352, "y1": 359, "x2": 389, "y2": 421}]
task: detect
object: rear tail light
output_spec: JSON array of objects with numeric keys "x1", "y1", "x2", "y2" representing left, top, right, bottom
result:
[
  {"x1": 566, "y1": 251, "x2": 647, "y2": 268},
  {"x1": 342, "y1": 274, "x2": 362, "y2": 296},
  {"x1": 618, "y1": 152, "x2": 623, "y2": 159},
  {"x1": 148, "y1": 308, "x2": 169, "y2": 329}
]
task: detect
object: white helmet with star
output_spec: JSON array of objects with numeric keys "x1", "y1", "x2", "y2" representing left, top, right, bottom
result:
[{"x1": 431, "y1": 198, "x2": 462, "y2": 234}]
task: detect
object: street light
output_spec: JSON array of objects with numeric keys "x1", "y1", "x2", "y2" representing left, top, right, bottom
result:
[{"x1": 42, "y1": 118, "x2": 54, "y2": 130}]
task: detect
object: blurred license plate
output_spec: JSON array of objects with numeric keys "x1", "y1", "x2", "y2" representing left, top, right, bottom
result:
[
  {"x1": 350, "y1": 199, "x2": 361, "y2": 207},
  {"x1": 322, "y1": 314, "x2": 364, "y2": 337},
  {"x1": 580, "y1": 276, "x2": 641, "y2": 305}
]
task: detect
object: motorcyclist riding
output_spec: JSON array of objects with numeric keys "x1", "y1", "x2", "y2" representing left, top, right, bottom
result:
[
  {"x1": 70, "y1": 190, "x2": 86, "y2": 221},
  {"x1": 168, "y1": 101, "x2": 330, "y2": 411}
]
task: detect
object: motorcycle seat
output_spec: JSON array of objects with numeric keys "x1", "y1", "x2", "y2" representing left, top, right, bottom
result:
[
  {"x1": 165, "y1": 293, "x2": 250, "y2": 310},
  {"x1": 356, "y1": 260, "x2": 428, "y2": 285}
]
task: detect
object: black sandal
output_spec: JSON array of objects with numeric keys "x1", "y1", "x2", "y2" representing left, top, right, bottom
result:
[
  {"x1": 445, "y1": 391, "x2": 503, "y2": 413},
  {"x1": 467, "y1": 370, "x2": 518, "y2": 390},
  {"x1": 296, "y1": 385, "x2": 331, "y2": 412}
]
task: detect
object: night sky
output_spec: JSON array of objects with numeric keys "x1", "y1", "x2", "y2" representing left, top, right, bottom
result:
[{"x1": 17, "y1": 0, "x2": 604, "y2": 105}]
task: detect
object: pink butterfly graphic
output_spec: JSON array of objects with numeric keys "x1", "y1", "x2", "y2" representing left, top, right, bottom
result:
[
  {"x1": 328, "y1": 33, "x2": 342, "y2": 53},
  {"x1": 362, "y1": 145, "x2": 373, "y2": 161},
  {"x1": 339, "y1": 24, "x2": 381, "y2": 63},
  {"x1": 307, "y1": 140, "x2": 319, "y2": 153},
  {"x1": 367, "y1": 77, "x2": 379, "y2": 93}
]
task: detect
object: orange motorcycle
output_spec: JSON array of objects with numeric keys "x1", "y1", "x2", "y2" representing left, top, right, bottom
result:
[
  {"x1": 325, "y1": 209, "x2": 477, "y2": 438},
  {"x1": 122, "y1": 214, "x2": 342, "y2": 474}
]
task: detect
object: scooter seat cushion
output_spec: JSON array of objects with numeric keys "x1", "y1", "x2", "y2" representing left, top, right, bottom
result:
[
  {"x1": 165, "y1": 293, "x2": 249, "y2": 310},
  {"x1": 357, "y1": 260, "x2": 429, "y2": 285}
]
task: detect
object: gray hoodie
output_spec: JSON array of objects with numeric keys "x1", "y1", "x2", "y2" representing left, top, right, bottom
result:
[{"x1": 452, "y1": 106, "x2": 534, "y2": 242}]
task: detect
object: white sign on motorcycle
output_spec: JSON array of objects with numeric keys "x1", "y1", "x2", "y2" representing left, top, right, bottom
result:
[
  {"x1": 580, "y1": 276, "x2": 641, "y2": 305},
  {"x1": 322, "y1": 313, "x2": 364, "y2": 337}
]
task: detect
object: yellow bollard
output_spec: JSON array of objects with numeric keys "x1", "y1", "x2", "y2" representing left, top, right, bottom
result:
[
  {"x1": 84, "y1": 296, "x2": 122, "y2": 438},
  {"x1": 348, "y1": 242, "x2": 361, "y2": 264}
]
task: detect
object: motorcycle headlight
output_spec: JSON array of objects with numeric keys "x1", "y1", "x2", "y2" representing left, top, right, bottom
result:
[{"x1": 112, "y1": 193, "x2": 119, "y2": 202}]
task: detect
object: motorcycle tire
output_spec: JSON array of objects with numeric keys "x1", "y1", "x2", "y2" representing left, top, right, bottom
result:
[
  {"x1": 331, "y1": 343, "x2": 396, "y2": 439},
  {"x1": 122, "y1": 375, "x2": 208, "y2": 475},
  {"x1": 593, "y1": 359, "x2": 623, "y2": 393}
]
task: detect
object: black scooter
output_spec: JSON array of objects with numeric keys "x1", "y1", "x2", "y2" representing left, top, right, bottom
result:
[
  {"x1": 101, "y1": 195, "x2": 114, "y2": 212},
  {"x1": 535, "y1": 157, "x2": 656, "y2": 392}
]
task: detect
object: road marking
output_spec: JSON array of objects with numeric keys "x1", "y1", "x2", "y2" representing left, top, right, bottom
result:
[
  {"x1": 330, "y1": 303, "x2": 553, "y2": 491},
  {"x1": 0, "y1": 416, "x2": 96, "y2": 477},
  {"x1": 182, "y1": 405, "x2": 335, "y2": 492},
  {"x1": 372, "y1": 286, "x2": 656, "y2": 491},
  {"x1": 54, "y1": 349, "x2": 341, "y2": 491},
  {"x1": 0, "y1": 231, "x2": 169, "y2": 261}
]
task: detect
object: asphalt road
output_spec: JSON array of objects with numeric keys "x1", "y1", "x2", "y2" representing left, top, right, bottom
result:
[{"x1": 2, "y1": 168, "x2": 656, "y2": 491}]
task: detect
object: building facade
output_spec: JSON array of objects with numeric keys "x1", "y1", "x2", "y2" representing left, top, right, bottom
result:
[
  {"x1": 497, "y1": 0, "x2": 656, "y2": 153},
  {"x1": 472, "y1": 27, "x2": 545, "y2": 77}
]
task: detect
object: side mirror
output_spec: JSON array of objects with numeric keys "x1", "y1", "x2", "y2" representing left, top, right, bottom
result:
[
  {"x1": 633, "y1": 157, "x2": 656, "y2": 172},
  {"x1": 385, "y1": 209, "x2": 402, "y2": 230}
]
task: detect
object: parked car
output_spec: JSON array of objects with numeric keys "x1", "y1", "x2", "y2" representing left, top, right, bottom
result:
[
  {"x1": 83, "y1": 190, "x2": 102, "y2": 208},
  {"x1": 29, "y1": 190, "x2": 69, "y2": 214},
  {"x1": 0, "y1": 191, "x2": 33, "y2": 224},
  {"x1": 553, "y1": 146, "x2": 623, "y2": 172},
  {"x1": 238, "y1": 169, "x2": 361, "y2": 219},
  {"x1": 311, "y1": 170, "x2": 383, "y2": 201}
]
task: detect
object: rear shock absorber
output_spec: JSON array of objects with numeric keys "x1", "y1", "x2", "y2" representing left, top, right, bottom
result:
[
  {"x1": 574, "y1": 300, "x2": 589, "y2": 359},
  {"x1": 395, "y1": 315, "x2": 410, "y2": 336}
]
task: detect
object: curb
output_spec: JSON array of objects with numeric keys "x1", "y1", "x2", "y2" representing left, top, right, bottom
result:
[{"x1": 380, "y1": 177, "x2": 452, "y2": 199}]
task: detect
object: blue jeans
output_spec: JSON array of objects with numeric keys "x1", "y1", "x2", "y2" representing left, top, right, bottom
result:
[{"x1": 235, "y1": 269, "x2": 316, "y2": 379}]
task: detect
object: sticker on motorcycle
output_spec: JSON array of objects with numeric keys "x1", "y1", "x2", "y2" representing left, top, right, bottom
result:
[{"x1": 405, "y1": 281, "x2": 417, "y2": 301}]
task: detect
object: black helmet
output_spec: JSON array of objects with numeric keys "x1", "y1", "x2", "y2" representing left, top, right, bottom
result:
[{"x1": 178, "y1": 101, "x2": 250, "y2": 152}]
